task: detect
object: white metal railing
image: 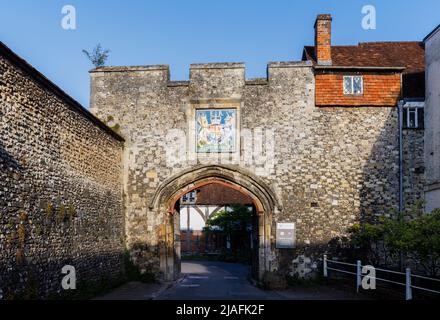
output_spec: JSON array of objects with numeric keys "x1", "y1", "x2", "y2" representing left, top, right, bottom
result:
[{"x1": 323, "y1": 255, "x2": 440, "y2": 300}]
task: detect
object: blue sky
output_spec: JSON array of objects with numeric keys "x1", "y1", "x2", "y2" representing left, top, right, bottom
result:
[{"x1": 1, "y1": 0, "x2": 439, "y2": 107}]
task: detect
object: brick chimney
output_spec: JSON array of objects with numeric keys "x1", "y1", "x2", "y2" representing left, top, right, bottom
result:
[{"x1": 314, "y1": 14, "x2": 332, "y2": 65}]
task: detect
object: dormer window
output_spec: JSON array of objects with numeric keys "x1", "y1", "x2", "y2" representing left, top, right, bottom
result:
[{"x1": 343, "y1": 76, "x2": 363, "y2": 95}]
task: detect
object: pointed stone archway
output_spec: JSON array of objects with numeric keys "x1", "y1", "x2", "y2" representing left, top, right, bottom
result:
[{"x1": 149, "y1": 165, "x2": 280, "y2": 282}]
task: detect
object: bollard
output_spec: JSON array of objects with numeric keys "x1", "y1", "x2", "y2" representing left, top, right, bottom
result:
[
  {"x1": 406, "y1": 268, "x2": 413, "y2": 300},
  {"x1": 356, "y1": 260, "x2": 362, "y2": 293}
]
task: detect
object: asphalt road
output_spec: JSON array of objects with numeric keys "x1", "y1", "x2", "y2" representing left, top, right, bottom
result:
[
  {"x1": 156, "y1": 260, "x2": 282, "y2": 300},
  {"x1": 96, "y1": 260, "x2": 367, "y2": 300}
]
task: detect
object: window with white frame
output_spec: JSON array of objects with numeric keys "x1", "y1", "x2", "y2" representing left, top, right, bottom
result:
[
  {"x1": 343, "y1": 76, "x2": 363, "y2": 95},
  {"x1": 403, "y1": 103, "x2": 424, "y2": 129}
]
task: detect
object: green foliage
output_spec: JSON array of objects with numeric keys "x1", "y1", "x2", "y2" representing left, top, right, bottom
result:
[
  {"x1": 204, "y1": 204, "x2": 252, "y2": 235},
  {"x1": 19, "y1": 211, "x2": 28, "y2": 222},
  {"x1": 68, "y1": 204, "x2": 77, "y2": 218},
  {"x1": 57, "y1": 204, "x2": 66, "y2": 222},
  {"x1": 44, "y1": 200, "x2": 76, "y2": 223},
  {"x1": 110, "y1": 123, "x2": 121, "y2": 134},
  {"x1": 348, "y1": 222, "x2": 384, "y2": 249},
  {"x1": 348, "y1": 208, "x2": 440, "y2": 277},
  {"x1": 34, "y1": 226, "x2": 42, "y2": 236},
  {"x1": 18, "y1": 224, "x2": 26, "y2": 245},
  {"x1": 7, "y1": 217, "x2": 15, "y2": 230},
  {"x1": 406, "y1": 210, "x2": 440, "y2": 258},
  {"x1": 82, "y1": 44, "x2": 110, "y2": 68},
  {"x1": 204, "y1": 205, "x2": 253, "y2": 263},
  {"x1": 102, "y1": 115, "x2": 121, "y2": 134},
  {"x1": 45, "y1": 201, "x2": 53, "y2": 218}
]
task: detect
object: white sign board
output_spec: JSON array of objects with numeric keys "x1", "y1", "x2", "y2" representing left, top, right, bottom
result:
[{"x1": 276, "y1": 223, "x2": 296, "y2": 249}]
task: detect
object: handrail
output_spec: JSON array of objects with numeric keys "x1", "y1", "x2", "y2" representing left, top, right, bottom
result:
[
  {"x1": 326, "y1": 260, "x2": 357, "y2": 267},
  {"x1": 373, "y1": 267, "x2": 406, "y2": 276},
  {"x1": 368, "y1": 276, "x2": 406, "y2": 286},
  {"x1": 326, "y1": 267, "x2": 357, "y2": 276},
  {"x1": 411, "y1": 274, "x2": 440, "y2": 282},
  {"x1": 411, "y1": 285, "x2": 440, "y2": 294},
  {"x1": 322, "y1": 255, "x2": 440, "y2": 300}
]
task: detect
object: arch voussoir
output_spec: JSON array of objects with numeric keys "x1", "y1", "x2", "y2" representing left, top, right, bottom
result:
[
  {"x1": 151, "y1": 164, "x2": 278, "y2": 282},
  {"x1": 150, "y1": 164, "x2": 280, "y2": 214}
]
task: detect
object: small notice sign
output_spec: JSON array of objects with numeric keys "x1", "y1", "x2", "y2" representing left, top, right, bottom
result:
[{"x1": 276, "y1": 223, "x2": 296, "y2": 249}]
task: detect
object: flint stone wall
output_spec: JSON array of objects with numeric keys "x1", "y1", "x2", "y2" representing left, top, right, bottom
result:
[{"x1": 0, "y1": 50, "x2": 124, "y2": 299}]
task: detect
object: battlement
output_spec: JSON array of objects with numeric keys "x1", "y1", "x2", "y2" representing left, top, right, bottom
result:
[
  {"x1": 268, "y1": 61, "x2": 313, "y2": 68},
  {"x1": 90, "y1": 60, "x2": 312, "y2": 86},
  {"x1": 190, "y1": 62, "x2": 245, "y2": 70},
  {"x1": 90, "y1": 65, "x2": 170, "y2": 73}
]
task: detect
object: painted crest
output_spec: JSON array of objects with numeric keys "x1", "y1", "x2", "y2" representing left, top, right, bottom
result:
[{"x1": 196, "y1": 109, "x2": 236, "y2": 153}]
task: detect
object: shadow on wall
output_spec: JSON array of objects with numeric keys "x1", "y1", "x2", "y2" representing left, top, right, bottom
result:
[
  {"x1": 274, "y1": 107, "x2": 425, "y2": 279},
  {"x1": 328, "y1": 107, "x2": 425, "y2": 268},
  {"x1": 359, "y1": 107, "x2": 424, "y2": 221},
  {"x1": 129, "y1": 242, "x2": 162, "y2": 280},
  {"x1": 1, "y1": 251, "x2": 126, "y2": 300},
  {"x1": 359, "y1": 109, "x2": 400, "y2": 223},
  {"x1": 0, "y1": 143, "x2": 126, "y2": 300},
  {"x1": 0, "y1": 141, "x2": 22, "y2": 171}
]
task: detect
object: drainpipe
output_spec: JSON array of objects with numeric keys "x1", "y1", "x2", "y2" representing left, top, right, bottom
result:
[
  {"x1": 398, "y1": 72, "x2": 405, "y2": 216},
  {"x1": 398, "y1": 99, "x2": 405, "y2": 272},
  {"x1": 398, "y1": 100, "x2": 404, "y2": 215}
]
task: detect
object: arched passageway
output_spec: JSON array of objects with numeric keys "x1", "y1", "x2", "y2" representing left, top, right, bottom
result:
[{"x1": 149, "y1": 165, "x2": 279, "y2": 282}]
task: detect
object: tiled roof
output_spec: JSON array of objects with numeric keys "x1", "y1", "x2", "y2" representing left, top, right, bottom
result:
[{"x1": 303, "y1": 42, "x2": 425, "y2": 98}]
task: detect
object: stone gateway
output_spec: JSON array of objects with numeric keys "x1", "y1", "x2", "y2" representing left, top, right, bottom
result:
[
  {"x1": 0, "y1": 14, "x2": 426, "y2": 297},
  {"x1": 90, "y1": 15, "x2": 424, "y2": 282}
]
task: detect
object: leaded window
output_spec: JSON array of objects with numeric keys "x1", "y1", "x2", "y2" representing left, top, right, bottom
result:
[{"x1": 343, "y1": 76, "x2": 363, "y2": 95}]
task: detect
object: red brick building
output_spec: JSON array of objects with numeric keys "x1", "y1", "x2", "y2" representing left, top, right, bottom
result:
[
  {"x1": 180, "y1": 184, "x2": 254, "y2": 255},
  {"x1": 303, "y1": 14, "x2": 425, "y2": 105}
]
